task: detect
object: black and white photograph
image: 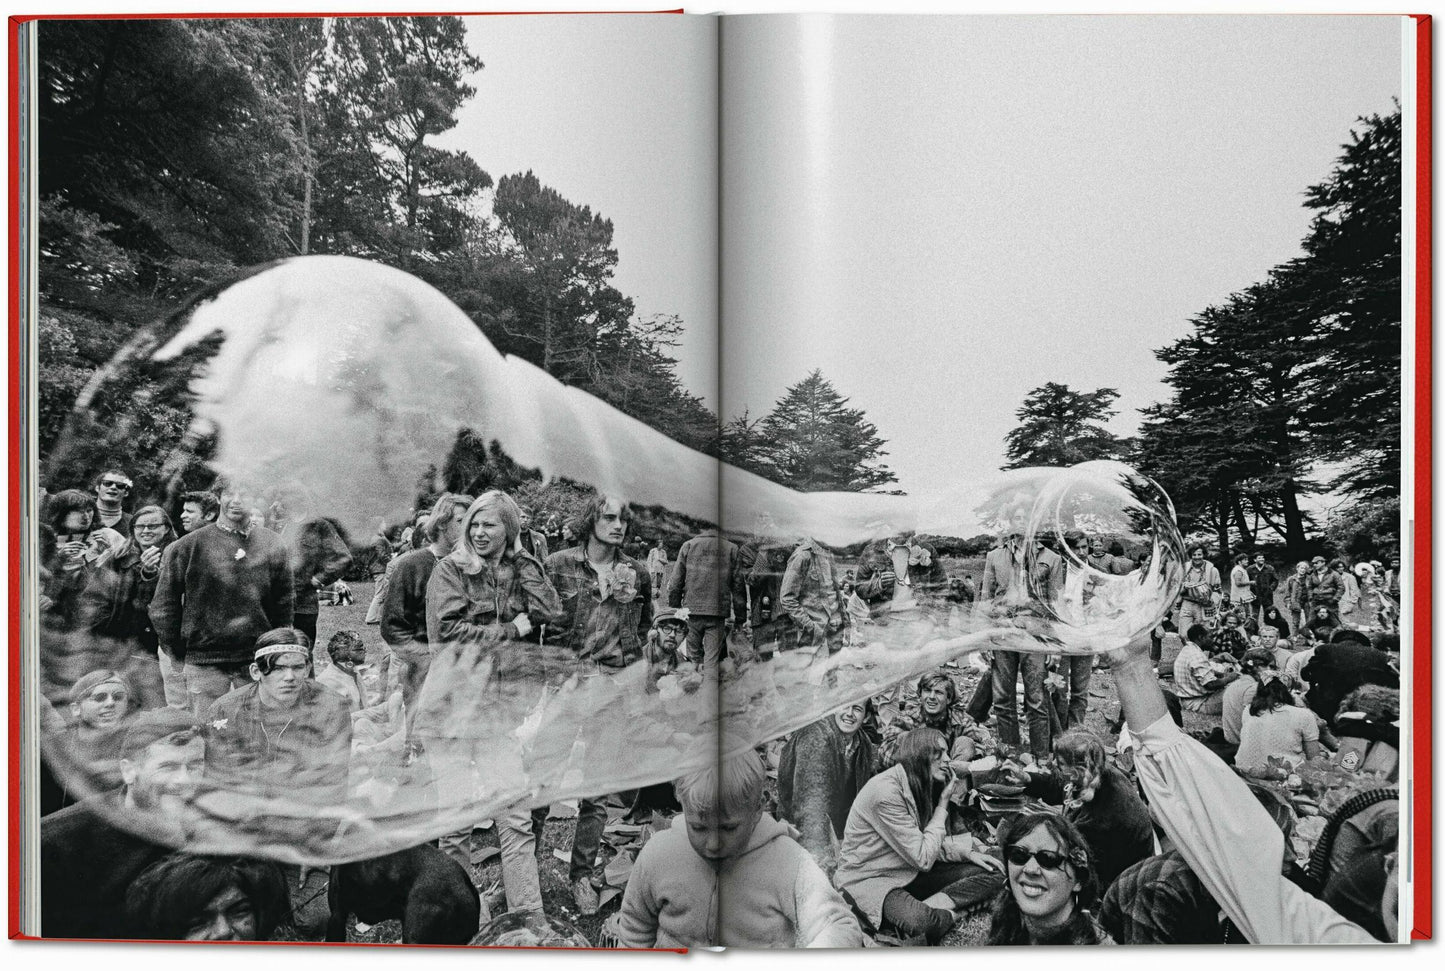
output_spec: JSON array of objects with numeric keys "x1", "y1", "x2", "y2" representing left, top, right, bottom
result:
[{"x1": 12, "y1": 6, "x2": 1419, "y2": 953}]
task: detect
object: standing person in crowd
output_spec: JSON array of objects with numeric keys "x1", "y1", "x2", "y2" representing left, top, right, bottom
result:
[
  {"x1": 1307, "y1": 555, "x2": 1345, "y2": 628},
  {"x1": 646, "y1": 540, "x2": 668, "y2": 602},
  {"x1": 777, "y1": 700, "x2": 878, "y2": 867},
  {"x1": 1339, "y1": 560, "x2": 1362, "y2": 620},
  {"x1": 518, "y1": 508, "x2": 550, "y2": 562},
  {"x1": 381, "y1": 494, "x2": 472, "y2": 737},
  {"x1": 1229, "y1": 552, "x2": 1254, "y2": 615},
  {"x1": 93, "y1": 469, "x2": 134, "y2": 534},
  {"x1": 1049, "y1": 530, "x2": 1095, "y2": 730},
  {"x1": 41, "y1": 707, "x2": 204, "y2": 939},
  {"x1": 607, "y1": 746, "x2": 862, "y2": 947},
  {"x1": 981, "y1": 529, "x2": 1050, "y2": 759},
  {"x1": 1252, "y1": 553, "x2": 1279, "y2": 625},
  {"x1": 1384, "y1": 554, "x2": 1401, "y2": 600},
  {"x1": 1177, "y1": 545, "x2": 1222, "y2": 633},
  {"x1": 836, "y1": 728, "x2": 1005, "y2": 945},
  {"x1": 778, "y1": 537, "x2": 847, "y2": 656},
  {"x1": 203, "y1": 629, "x2": 352, "y2": 806},
  {"x1": 149, "y1": 479, "x2": 294, "y2": 718},
  {"x1": 1172, "y1": 624, "x2": 1239, "y2": 716},
  {"x1": 81, "y1": 505, "x2": 178, "y2": 710},
  {"x1": 363, "y1": 521, "x2": 397, "y2": 625},
  {"x1": 1110, "y1": 635, "x2": 1391, "y2": 943},
  {"x1": 1285, "y1": 561, "x2": 1311, "y2": 630},
  {"x1": 420, "y1": 490, "x2": 561, "y2": 917},
  {"x1": 742, "y1": 530, "x2": 796, "y2": 656},
  {"x1": 985, "y1": 811, "x2": 1110, "y2": 945},
  {"x1": 177, "y1": 491, "x2": 219, "y2": 534},
  {"x1": 545, "y1": 493, "x2": 652, "y2": 914},
  {"x1": 268, "y1": 485, "x2": 353, "y2": 656},
  {"x1": 1085, "y1": 536, "x2": 1117, "y2": 575},
  {"x1": 878, "y1": 671, "x2": 989, "y2": 768},
  {"x1": 667, "y1": 525, "x2": 743, "y2": 669},
  {"x1": 124, "y1": 855, "x2": 291, "y2": 942}
]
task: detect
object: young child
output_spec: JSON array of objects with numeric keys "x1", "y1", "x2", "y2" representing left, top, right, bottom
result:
[{"x1": 606, "y1": 747, "x2": 862, "y2": 948}]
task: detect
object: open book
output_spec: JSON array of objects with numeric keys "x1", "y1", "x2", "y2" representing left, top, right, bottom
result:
[{"x1": 10, "y1": 10, "x2": 1429, "y2": 950}]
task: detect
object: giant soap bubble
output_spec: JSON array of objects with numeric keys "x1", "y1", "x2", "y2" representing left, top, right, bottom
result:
[{"x1": 37, "y1": 256, "x2": 1184, "y2": 864}]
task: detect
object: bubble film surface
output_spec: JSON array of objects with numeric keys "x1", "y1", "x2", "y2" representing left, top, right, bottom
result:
[{"x1": 39, "y1": 256, "x2": 1184, "y2": 863}]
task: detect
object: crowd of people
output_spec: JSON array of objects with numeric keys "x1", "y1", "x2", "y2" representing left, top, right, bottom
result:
[{"x1": 35, "y1": 469, "x2": 1404, "y2": 947}]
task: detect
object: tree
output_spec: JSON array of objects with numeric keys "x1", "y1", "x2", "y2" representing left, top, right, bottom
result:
[
  {"x1": 1002, "y1": 383, "x2": 1127, "y2": 470},
  {"x1": 750, "y1": 370, "x2": 896, "y2": 492}
]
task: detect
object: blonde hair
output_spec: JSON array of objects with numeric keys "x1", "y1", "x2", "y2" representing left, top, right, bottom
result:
[
  {"x1": 448, "y1": 491, "x2": 522, "y2": 575},
  {"x1": 675, "y1": 747, "x2": 765, "y2": 819}
]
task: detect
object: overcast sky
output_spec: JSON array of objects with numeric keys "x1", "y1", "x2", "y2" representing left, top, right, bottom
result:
[{"x1": 445, "y1": 13, "x2": 1402, "y2": 498}]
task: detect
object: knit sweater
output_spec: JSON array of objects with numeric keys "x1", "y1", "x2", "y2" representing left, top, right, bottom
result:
[
  {"x1": 380, "y1": 547, "x2": 442, "y2": 665},
  {"x1": 148, "y1": 523, "x2": 294, "y2": 666}
]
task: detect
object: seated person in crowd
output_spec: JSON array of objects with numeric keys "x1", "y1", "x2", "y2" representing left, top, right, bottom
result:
[
  {"x1": 41, "y1": 708, "x2": 203, "y2": 939},
  {"x1": 985, "y1": 810, "x2": 1110, "y2": 945},
  {"x1": 1214, "y1": 610, "x2": 1252, "y2": 659},
  {"x1": 1043, "y1": 731, "x2": 1153, "y2": 892},
  {"x1": 51, "y1": 669, "x2": 137, "y2": 808},
  {"x1": 1234, "y1": 676, "x2": 1321, "y2": 778},
  {"x1": 203, "y1": 628, "x2": 352, "y2": 807},
  {"x1": 642, "y1": 607, "x2": 700, "y2": 694},
  {"x1": 1301, "y1": 630, "x2": 1400, "y2": 727},
  {"x1": 1221, "y1": 648, "x2": 1276, "y2": 752},
  {"x1": 1331, "y1": 685, "x2": 1400, "y2": 780},
  {"x1": 777, "y1": 700, "x2": 878, "y2": 868},
  {"x1": 124, "y1": 854, "x2": 291, "y2": 941},
  {"x1": 608, "y1": 746, "x2": 862, "y2": 948},
  {"x1": 836, "y1": 729, "x2": 1004, "y2": 945},
  {"x1": 878, "y1": 671, "x2": 990, "y2": 768},
  {"x1": 315, "y1": 629, "x2": 368, "y2": 710},
  {"x1": 1172, "y1": 625, "x2": 1239, "y2": 716}
]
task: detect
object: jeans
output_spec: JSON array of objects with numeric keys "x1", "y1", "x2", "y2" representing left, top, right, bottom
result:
[
  {"x1": 428, "y1": 738, "x2": 543, "y2": 914},
  {"x1": 1063, "y1": 654, "x2": 1093, "y2": 729},
  {"x1": 880, "y1": 859, "x2": 1006, "y2": 945},
  {"x1": 532, "y1": 798, "x2": 609, "y2": 883},
  {"x1": 182, "y1": 661, "x2": 251, "y2": 718},
  {"x1": 1177, "y1": 599, "x2": 1209, "y2": 634},
  {"x1": 990, "y1": 650, "x2": 1050, "y2": 758},
  {"x1": 685, "y1": 614, "x2": 728, "y2": 669},
  {"x1": 158, "y1": 648, "x2": 188, "y2": 709}
]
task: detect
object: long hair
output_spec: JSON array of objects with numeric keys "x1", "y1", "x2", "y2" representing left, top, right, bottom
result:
[
  {"x1": 894, "y1": 727, "x2": 946, "y2": 827},
  {"x1": 47, "y1": 488, "x2": 98, "y2": 535},
  {"x1": 124, "y1": 505, "x2": 176, "y2": 558},
  {"x1": 987, "y1": 811, "x2": 1102, "y2": 946},
  {"x1": 423, "y1": 492, "x2": 474, "y2": 544},
  {"x1": 568, "y1": 492, "x2": 633, "y2": 549},
  {"x1": 448, "y1": 491, "x2": 522, "y2": 576},
  {"x1": 1249, "y1": 676, "x2": 1296, "y2": 716},
  {"x1": 124, "y1": 854, "x2": 291, "y2": 941}
]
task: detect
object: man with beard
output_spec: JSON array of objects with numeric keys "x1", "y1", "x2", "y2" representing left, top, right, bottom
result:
[
  {"x1": 41, "y1": 707, "x2": 204, "y2": 938},
  {"x1": 544, "y1": 494, "x2": 653, "y2": 914}
]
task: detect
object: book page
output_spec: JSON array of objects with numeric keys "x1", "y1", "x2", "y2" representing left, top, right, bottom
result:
[
  {"x1": 720, "y1": 12, "x2": 1413, "y2": 947},
  {"x1": 24, "y1": 11, "x2": 725, "y2": 946}
]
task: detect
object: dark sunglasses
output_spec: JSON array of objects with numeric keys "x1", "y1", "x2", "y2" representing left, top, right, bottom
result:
[
  {"x1": 86, "y1": 690, "x2": 129, "y2": 704},
  {"x1": 100, "y1": 480, "x2": 131, "y2": 490},
  {"x1": 1004, "y1": 845, "x2": 1069, "y2": 871}
]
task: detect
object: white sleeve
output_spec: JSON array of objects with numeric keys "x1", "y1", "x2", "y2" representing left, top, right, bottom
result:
[{"x1": 1128, "y1": 715, "x2": 1376, "y2": 944}]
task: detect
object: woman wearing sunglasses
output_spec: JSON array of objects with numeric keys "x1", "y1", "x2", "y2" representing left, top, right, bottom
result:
[
  {"x1": 80, "y1": 505, "x2": 178, "y2": 711},
  {"x1": 1111, "y1": 636, "x2": 1392, "y2": 941},
  {"x1": 986, "y1": 811, "x2": 1109, "y2": 945},
  {"x1": 835, "y1": 727, "x2": 1004, "y2": 945}
]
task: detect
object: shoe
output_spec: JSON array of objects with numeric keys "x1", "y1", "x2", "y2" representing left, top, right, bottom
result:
[{"x1": 571, "y1": 878, "x2": 600, "y2": 916}]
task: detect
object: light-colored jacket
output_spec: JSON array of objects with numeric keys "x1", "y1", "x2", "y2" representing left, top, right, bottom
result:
[
  {"x1": 612, "y1": 812, "x2": 862, "y2": 948},
  {"x1": 834, "y1": 762, "x2": 976, "y2": 927}
]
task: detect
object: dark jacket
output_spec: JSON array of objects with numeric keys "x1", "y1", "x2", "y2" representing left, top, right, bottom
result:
[
  {"x1": 283, "y1": 517, "x2": 353, "y2": 618},
  {"x1": 40, "y1": 797, "x2": 171, "y2": 939},
  {"x1": 1100, "y1": 848, "x2": 1225, "y2": 945},
  {"x1": 546, "y1": 546, "x2": 651, "y2": 666},
  {"x1": 777, "y1": 717, "x2": 877, "y2": 861},
  {"x1": 666, "y1": 531, "x2": 743, "y2": 619},
  {"x1": 203, "y1": 680, "x2": 352, "y2": 805},
  {"x1": 149, "y1": 523, "x2": 294, "y2": 666},
  {"x1": 380, "y1": 547, "x2": 442, "y2": 665},
  {"x1": 81, "y1": 543, "x2": 163, "y2": 657}
]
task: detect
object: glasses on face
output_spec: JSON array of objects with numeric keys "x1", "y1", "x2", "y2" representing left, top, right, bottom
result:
[
  {"x1": 100, "y1": 480, "x2": 130, "y2": 491},
  {"x1": 86, "y1": 690, "x2": 129, "y2": 704},
  {"x1": 1004, "y1": 845, "x2": 1070, "y2": 871},
  {"x1": 134, "y1": 522, "x2": 166, "y2": 532}
]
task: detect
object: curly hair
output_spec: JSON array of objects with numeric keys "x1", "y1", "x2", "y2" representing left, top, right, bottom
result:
[
  {"x1": 987, "y1": 811, "x2": 1103, "y2": 946},
  {"x1": 124, "y1": 854, "x2": 291, "y2": 941}
]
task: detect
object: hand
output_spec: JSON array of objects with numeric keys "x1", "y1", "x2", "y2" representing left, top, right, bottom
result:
[
  {"x1": 62, "y1": 541, "x2": 86, "y2": 561},
  {"x1": 940, "y1": 771, "x2": 964, "y2": 803},
  {"x1": 140, "y1": 545, "x2": 162, "y2": 570},
  {"x1": 512, "y1": 613, "x2": 534, "y2": 638},
  {"x1": 968, "y1": 850, "x2": 1004, "y2": 874}
]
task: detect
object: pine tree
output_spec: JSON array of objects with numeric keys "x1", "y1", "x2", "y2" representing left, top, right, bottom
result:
[
  {"x1": 1002, "y1": 383, "x2": 1126, "y2": 470},
  {"x1": 754, "y1": 370, "x2": 896, "y2": 492}
]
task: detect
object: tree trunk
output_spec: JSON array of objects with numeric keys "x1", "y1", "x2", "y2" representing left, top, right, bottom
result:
[
  {"x1": 1231, "y1": 495, "x2": 1255, "y2": 549},
  {"x1": 295, "y1": 70, "x2": 312, "y2": 255},
  {"x1": 1214, "y1": 496, "x2": 1231, "y2": 564},
  {"x1": 1279, "y1": 481, "x2": 1308, "y2": 557},
  {"x1": 542, "y1": 295, "x2": 553, "y2": 373}
]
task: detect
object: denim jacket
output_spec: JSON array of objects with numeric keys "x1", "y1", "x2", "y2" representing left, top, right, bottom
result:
[{"x1": 544, "y1": 546, "x2": 652, "y2": 667}]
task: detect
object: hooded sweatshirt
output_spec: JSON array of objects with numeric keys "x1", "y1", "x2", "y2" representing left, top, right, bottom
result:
[{"x1": 612, "y1": 812, "x2": 862, "y2": 948}]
